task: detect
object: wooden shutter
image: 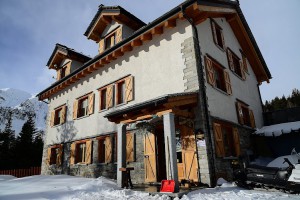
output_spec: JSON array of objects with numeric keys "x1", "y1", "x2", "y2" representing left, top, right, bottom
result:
[
  {"x1": 125, "y1": 76, "x2": 134, "y2": 103},
  {"x1": 47, "y1": 147, "x2": 51, "y2": 165},
  {"x1": 211, "y1": 21, "x2": 217, "y2": 45},
  {"x1": 88, "y1": 93, "x2": 95, "y2": 115},
  {"x1": 50, "y1": 111, "x2": 55, "y2": 127},
  {"x1": 106, "y1": 85, "x2": 113, "y2": 109},
  {"x1": 57, "y1": 144, "x2": 63, "y2": 166},
  {"x1": 99, "y1": 39, "x2": 105, "y2": 54},
  {"x1": 236, "y1": 102, "x2": 244, "y2": 125},
  {"x1": 60, "y1": 105, "x2": 66, "y2": 124},
  {"x1": 205, "y1": 56, "x2": 215, "y2": 86},
  {"x1": 144, "y1": 132, "x2": 157, "y2": 183},
  {"x1": 220, "y1": 29, "x2": 225, "y2": 48},
  {"x1": 105, "y1": 136, "x2": 112, "y2": 163},
  {"x1": 213, "y1": 123, "x2": 225, "y2": 157},
  {"x1": 115, "y1": 27, "x2": 122, "y2": 43},
  {"x1": 240, "y1": 60, "x2": 246, "y2": 80},
  {"x1": 126, "y1": 132, "x2": 134, "y2": 162},
  {"x1": 233, "y1": 128, "x2": 241, "y2": 156},
  {"x1": 224, "y1": 71, "x2": 232, "y2": 95},
  {"x1": 66, "y1": 62, "x2": 71, "y2": 75},
  {"x1": 227, "y1": 49, "x2": 234, "y2": 70},
  {"x1": 57, "y1": 70, "x2": 61, "y2": 81},
  {"x1": 85, "y1": 140, "x2": 92, "y2": 164},
  {"x1": 73, "y1": 100, "x2": 78, "y2": 119},
  {"x1": 249, "y1": 109, "x2": 256, "y2": 128},
  {"x1": 70, "y1": 143, "x2": 76, "y2": 165},
  {"x1": 242, "y1": 55, "x2": 248, "y2": 73}
]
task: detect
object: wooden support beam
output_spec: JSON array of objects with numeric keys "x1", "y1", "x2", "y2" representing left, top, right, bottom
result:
[
  {"x1": 100, "y1": 59, "x2": 109, "y2": 65},
  {"x1": 105, "y1": 56, "x2": 111, "y2": 63},
  {"x1": 121, "y1": 45, "x2": 133, "y2": 53},
  {"x1": 141, "y1": 33, "x2": 152, "y2": 41},
  {"x1": 151, "y1": 26, "x2": 163, "y2": 35},
  {"x1": 194, "y1": 12, "x2": 208, "y2": 25},
  {"x1": 101, "y1": 16, "x2": 112, "y2": 24},
  {"x1": 112, "y1": 50, "x2": 124, "y2": 57},
  {"x1": 94, "y1": 62, "x2": 103, "y2": 69},
  {"x1": 164, "y1": 19, "x2": 176, "y2": 28},
  {"x1": 131, "y1": 39, "x2": 142, "y2": 47},
  {"x1": 178, "y1": 12, "x2": 185, "y2": 20}
]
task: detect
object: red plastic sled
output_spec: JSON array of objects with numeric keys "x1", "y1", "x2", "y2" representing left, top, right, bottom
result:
[{"x1": 160, "y1": 180, "x2": 175, "y2": 193}]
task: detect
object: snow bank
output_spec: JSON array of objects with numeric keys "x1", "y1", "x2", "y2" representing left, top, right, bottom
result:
[
  {"x1": 267, "y1": 154, "x2": 300, "y2": 168},
  {"x1": 0, "y1": 175, "x2": 16, "y2": 182},
  {"x1": 254, "y1": 121, "x2": 300, "y2": 137}
]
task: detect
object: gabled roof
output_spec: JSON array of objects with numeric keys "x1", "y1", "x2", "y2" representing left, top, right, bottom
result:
[
  {"x1": 38, "y1": 0, "x2": 272, "y2": 100},
  {"x1": 47, "y1": 43, "x2": 91, "y2": 69},
  {"x1": 84, "y1": 5, "x2": 146, "y2": 42}
]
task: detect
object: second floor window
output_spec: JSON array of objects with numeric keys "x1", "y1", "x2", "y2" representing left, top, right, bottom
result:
[
  {"x1": 73, "y1": 93, "x2": 95, "y2": 119},
  {"x1": 236, "y1": 100, "x2": 256, "y2": 128},
  {"x1": 205, "y1": 55, "x2": 232, "y2": 95},
  {"x1": 227, "y1": 48, "x2": 246, "y2": 80},
  {"x1": 50, "y1": 105, "x2": 66, "y2": 127}
]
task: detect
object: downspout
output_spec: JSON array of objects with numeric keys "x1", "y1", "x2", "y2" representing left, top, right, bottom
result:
[{"x1": 180, "y1": 5, "x2": 216, "y2": 185}]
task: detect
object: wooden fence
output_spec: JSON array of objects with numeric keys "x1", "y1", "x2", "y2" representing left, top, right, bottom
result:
[{"x1": 0, "y1": 167, "x2": 41, "y2": 178}]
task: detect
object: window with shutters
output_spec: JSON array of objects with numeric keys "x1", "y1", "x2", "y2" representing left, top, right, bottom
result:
[
  {"x1": 105, "y1": 33, "x2": 115, "y2": 50},
  {"x1": 99, "y1": 27, "x2": 122, "y2": 54},
  {"x1": 227, "y1": 48, "x2": 246, "y2": 80},
  {"x1": 56, "y1": 61, "x2": 71, "y2": 81},
  {"x1": 51, "y1": 105, "x2": 66, "y2": 127},
  {"x1": 211, "y1": 19, "x2": 225, "y2": 50},
  {"x1": 47, "y1": 145, "x2": 63, "y2": 166},
  {"x1": 98, "y1": 135, "x2": 113, "y2": 164},
  {"x1": 76, "y1": 142, "x2": 86, "y2": 163},
  {"x1": 213, "y1": 122, "x2": 240, "y2": 158},
  {"x1": 70, "y1": 140, "x2": 92, "y2": 165},
  {"x1": 73, "y1": 93, "x2": 94, "y2": 119},
  {"x1": 205, "y1": 55, "x2": 232, "y2": 95},
  {"x1": 240, "y1": 50, "x2": 248, "y2": 73},
  {"x1": 236, "y1": 100, "x2": 256, "y2": 128},
  {"x1": 99, "y1": 88, "x2": 107, "y2": 111},
  {"x1": 116, "y1": 80, "x2": 126, "y2": 105}
]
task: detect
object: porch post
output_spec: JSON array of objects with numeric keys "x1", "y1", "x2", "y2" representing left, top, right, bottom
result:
[
  {"x1": 117, "y1": 123, "x2": 127, "y2": 188},
  {"x1": 163, "y1": 112, "x2": 179, "y2": 192}
]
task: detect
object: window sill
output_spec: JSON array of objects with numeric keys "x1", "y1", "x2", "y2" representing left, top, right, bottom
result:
[
  {"x1": 76, "y1": 115, "x2": 89, "y2": 120},
  {"x1": 115, "y1": 102, "x2": 126, "y2": 108},
  {"x1": 212, "y1": 86, "x2": 229, "y2": 96},
  {"x1": 231, "y1": 70, "x2": 246, "y2": 81},
  {"x1": 52, "y1": 123, "x2": 64, "y2": 128},
  {"x1": 215, "y1": 44, "x2": 225, "y2": 52},
  {"x1": 98, "y1": 108, "x2": 108, "y2": 113}
]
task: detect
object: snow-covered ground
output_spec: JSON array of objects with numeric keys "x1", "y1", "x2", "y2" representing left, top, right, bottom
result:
[{"x1": 0, "y1": 175, "x2": 298, "y2": 200}]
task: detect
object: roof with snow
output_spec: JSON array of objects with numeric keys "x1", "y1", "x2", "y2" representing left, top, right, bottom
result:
[{"x1": 254, "y1": 121, "x2": 300, "y2": 137}]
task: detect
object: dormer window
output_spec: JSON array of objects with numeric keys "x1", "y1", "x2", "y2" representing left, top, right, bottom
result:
[
  {"x1": 56, "y1": 61, "x2": 71, "y2": 81},
  {"x1": 99, "y1": 27, "x2": 122, "y2": 54},
  {"x1": 105, "y1": 33, "x2": 116, "y2": 49},
  {"x1": 60, "y1": 66, "x2": 67, "y2": 79}
]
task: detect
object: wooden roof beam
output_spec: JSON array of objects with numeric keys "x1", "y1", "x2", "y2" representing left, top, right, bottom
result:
[
  {"x1": 131, "y1": 39, "x2": 142, "y2": 47},
  {"x1": 140, "y1": 33, "x2": 152, "y2": 41},
  {"x1": 151, "y1": 26, "x2": 163, "y2": 35},
  {"x1": 101, "y1": 16, "x2": 112, "y2": 25},
  {"x1": 112, "y1": 50, "x2": 124, "y2": 57},
  {"x1": 121, "y1": 45, "x2": 133, "y2": 53},
  {"x1": 164, "y1": 19, "x2": 176, "y2": 28}
]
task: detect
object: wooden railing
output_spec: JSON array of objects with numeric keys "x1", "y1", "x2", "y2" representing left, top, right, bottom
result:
[{"x1": 0, "y1": 167, "x2": 41, "y2": 178}]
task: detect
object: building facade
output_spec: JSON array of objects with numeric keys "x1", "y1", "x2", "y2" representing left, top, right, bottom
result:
[{"x1": 38, "y1": 0, "x2": 271, "y2": 189}]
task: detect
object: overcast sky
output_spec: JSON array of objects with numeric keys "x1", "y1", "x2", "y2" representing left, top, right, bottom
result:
[{"x1": 0, "y1": 0, "x2": 299, "y2": 102}]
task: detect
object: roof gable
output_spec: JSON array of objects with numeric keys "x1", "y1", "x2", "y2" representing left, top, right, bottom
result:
[{"x1": 84, "y1": 5, "x2": 146, "y2": 42}]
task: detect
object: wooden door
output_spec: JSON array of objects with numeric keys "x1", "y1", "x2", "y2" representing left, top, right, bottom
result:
[
  {"x1": 181, "y1": 125, "x2": 198, "y2": 182},
  {"x1": 144, "y1": 132, "x2": 157, "y2": 183}
]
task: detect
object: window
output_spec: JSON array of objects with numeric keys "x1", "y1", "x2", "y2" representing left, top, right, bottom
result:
[
  {"x1": 98, "y1": 135, "x2": 113, "y2": 164},
  {"x1": 227, "y1": 48, "x2": 246, "y2": 80},
  {"x1": 213, "y1": 122, "x2": 240, "y2": 157},
  {"x1": 98, "y1": 76, "x2": 134, "y2": 111},
  {"x1": 50, "y1": 105, "x2": 66, "y2": 127},
  {"x1": 73, "y1": 93, "x2": 94, "y2": 119},
  {"x1": 205, "y1": 55, "x2": 232, "y2": 95},
  {"x1": 116, "y1": 80, "x2": 126, "y2": 105},
  {"x1": 60, "y1": 66, "x2": 67, "y2": 79},
  {"x1": 70, "y1": 140, "x2": 92, "y2": 165},
  {"x1": 99, "y1": 27, "x2": 122, "y2": 54},
  {"x1": 236, "y1": 101, "x2": 256, "y2": 128},
  {"x1": 105, "y1": 33, "x2": 115, "y2": 50},
  {"x1": 211, "y1": 19, "x2": 225, "y2": 49},
  {"x1": 240, "y1": 50, "x2": 248, "y2": 73},
  {"x1": 56, "y1": 62, "x2": 71, "y2": 80},
  {"x1": 47, "y1": 145, "x2": 63, "y2": 166}
]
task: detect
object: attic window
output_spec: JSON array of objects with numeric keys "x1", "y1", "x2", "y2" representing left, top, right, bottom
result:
[
  {"x1": 211, "y1": 19, "x2": 225, "y2": 50},
  {"x1": 227, "y1": 49, "x2": 246, "y2": 80},
  {"x1": 105, "y1": 33, "x2": 115, "y2": 49}
]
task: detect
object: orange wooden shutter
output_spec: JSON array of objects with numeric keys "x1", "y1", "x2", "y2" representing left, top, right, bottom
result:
[
  {"x1": 50, "y1": 111, "x2": 55, "y2": 127},
  {"x1": 126, "y1": 132, "x2": 134, "y2": 162},
  {"x1": 213, "y1": 123, "x2": 225, "y2": 157},
  {"x1": 236, "y1": 102, "x2": 244, "y2": 125},
  {"x1": 70, "y1": 143, "x2": 76, "y2": 165},
  {"x1": 66, "y1": 62, "x2": 71, "y2": 75},
  {"x1": 47, "y1": 147, "x2": 51, "y2": 165},
  {"x1": 144, "y1": 132, "x2": 157, "y2": 183},
  {"x1": 57, "y1": 70, "x2": 61, "y2": 81},
  {"x1": 211, "y1": 21, "x2": 217, "y2": 45},
  {"x1": 106, "y1": 85, "x2": 113, "y2": 109},
  {"x1": 99, "y1": 39, "x2": 105, "y2": 54},
  {"x1": 115, "y1": 27, "x2": 122, "y2": 43},
  {"x1": 98, "y1": 90, "x2": 102, "y2": 111},
  {"x1": 60, "y1": 105, "x2": 66, "y2": 124},
  {"x1": 85, "y1": 140, "x2": 92, "y2": 164},
  {"x1": 224, "y1": 71, "x2": 232, "y2": 95},
  {"x1": 233, "y1": 128, "x2": 241, "y2": 156},
  {"x1": 240, "y1": 60, "x2": 246, "y2": 80},
  {"x1": 242, "y1": 55, "x2": 248, "y2": 73},
  {"x1": 110, "y1": 35, "x2": 115, "y2": 46},
  {"x1": 249, "y1": 109, "x2": 256, "y2": 128},
  {"x1": 73, "y1": 100, "x2": 78, "y2": 119},
  {"x1": 57, "y1": 144, "x2": 63, "y2": 166},
  {"x1": 220, "y1": 29, "x2": 225, "y2": 48},
  {"x1": 125, "y1": 76, "x2": 134, "y2": 103},
  {"x1": 88, "y1": 93, "x2": 95, "y2": 115},
  {"x1": 227, "y1": 49, "x2": 234, "y2": 70},
  {"x1": 105, "y1": 136, "x2": 112, "y2": 163},
  {"x1": 205, "y1": 56, "x2": 215, "y2": 86}
]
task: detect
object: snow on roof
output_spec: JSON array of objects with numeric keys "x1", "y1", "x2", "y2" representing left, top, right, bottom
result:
[{"x1": 254, "y1": 121, "x2": 300, "y2": 137}]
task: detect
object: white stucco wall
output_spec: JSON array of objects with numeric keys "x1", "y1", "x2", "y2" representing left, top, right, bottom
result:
[
  {"x1": 197, "y1": 18, "x2": 264, "y2": 128},
  {"x1": 45, "y1": 20, "x2": 193, "y2": 145}
]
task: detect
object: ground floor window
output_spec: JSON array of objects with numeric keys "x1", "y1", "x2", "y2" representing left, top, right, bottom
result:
[
  {"x1": 213, "y1": 122, "x2": 240, "y2": 157},
  {"x1": 70, "y1": 140, "x2": 92, "y2": 165},
  {"x1": 47, "y1": 144, "x2": 63, "y2": 166}
]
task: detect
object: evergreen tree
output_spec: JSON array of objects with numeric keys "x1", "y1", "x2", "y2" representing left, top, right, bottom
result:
[
  {"x1": 0, "y1": 112, "x2": 16, "y2": 170},
  {"x1": 32, "y1": 130, "x2": 44, "y2": 166}
]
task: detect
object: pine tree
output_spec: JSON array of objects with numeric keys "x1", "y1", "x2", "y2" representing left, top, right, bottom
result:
[
  {"x1": 0, "y1": 112, "x2": 16, "y2": 170},
  {"x1": 15, "y1": 114, "x2": 37, "y2": 168}
]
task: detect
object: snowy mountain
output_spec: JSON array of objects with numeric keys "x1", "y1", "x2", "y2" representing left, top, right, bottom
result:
[{"x1": 0, "y1": 88, "x2": 48, "y2": 136}]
